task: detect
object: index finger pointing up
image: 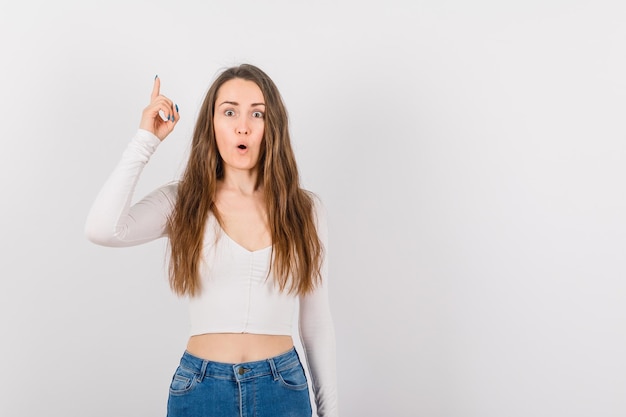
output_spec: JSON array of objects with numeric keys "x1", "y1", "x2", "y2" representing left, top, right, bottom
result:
[{"x1": 151, "y1": 75, "x2": 161, "y2": 101}]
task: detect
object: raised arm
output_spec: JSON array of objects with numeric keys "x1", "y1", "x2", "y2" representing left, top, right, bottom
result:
[{"x1": 84, "y1": 76, "x2": 180, "y2": 247}]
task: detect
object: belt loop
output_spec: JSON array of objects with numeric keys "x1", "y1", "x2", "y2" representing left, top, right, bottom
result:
[
  {"x1": 268, "y1": 358, "x2": 279, "y2": 381},
  {"x1": 199, "y1": 360, "x2": 209, "y2": 382}
]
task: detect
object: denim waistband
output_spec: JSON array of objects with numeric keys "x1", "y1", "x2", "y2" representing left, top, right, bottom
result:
[{"x1": 178, "y1": 347, "x2": 302, "y2": 382}]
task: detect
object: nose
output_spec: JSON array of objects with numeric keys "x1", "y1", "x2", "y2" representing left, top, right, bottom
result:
[{"x1": 236, "y1": 122, "x2": 249, "y2": 135}]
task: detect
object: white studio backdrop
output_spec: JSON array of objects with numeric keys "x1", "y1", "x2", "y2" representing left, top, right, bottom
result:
[{"x1": 1, "y1": 1, "x2": 625, "y2": 416}]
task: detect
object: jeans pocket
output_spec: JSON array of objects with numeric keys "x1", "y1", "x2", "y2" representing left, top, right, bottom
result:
[
  {"x1": 277, "y1": 363, "x2": 309, "y2": 391},
  {"x1": 169, "y1": 366, "x2": 199, "y2": 395}
]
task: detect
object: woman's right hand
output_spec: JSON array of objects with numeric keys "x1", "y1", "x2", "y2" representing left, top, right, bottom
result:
[{"x1": 139, "y1": 76, "x2": 179, "y2": 141}]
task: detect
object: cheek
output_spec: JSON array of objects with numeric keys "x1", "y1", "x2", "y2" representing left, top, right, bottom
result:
[
  {"x1": 213, "y1": 120, "x2": 227, "y2": 136},
  {"x1": 214, "y1": 133, "x2": 229, "y2": 156},
  {"x1": 252, "y1": 124, "x2": 265, "y2": 145},
  {"x1": 214, "y1": 121, "x2": 232, "y2": 144}
]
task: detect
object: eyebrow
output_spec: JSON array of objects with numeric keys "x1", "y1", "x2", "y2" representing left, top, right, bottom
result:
[{"x1": 218, "y1": 101, "x2": 266, "y2": 107}]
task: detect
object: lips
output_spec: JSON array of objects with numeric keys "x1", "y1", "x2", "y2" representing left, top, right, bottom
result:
[{"x1": 236, "y1": 143, "x2": 249, "y2": 155}]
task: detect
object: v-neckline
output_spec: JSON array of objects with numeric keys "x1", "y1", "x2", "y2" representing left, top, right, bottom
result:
[{"x1": 216, "y1": 221, "x2": 272, "y2": 254}]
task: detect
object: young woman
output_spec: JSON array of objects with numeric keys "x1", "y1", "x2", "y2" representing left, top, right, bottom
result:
[{"x1": 85, "y1": 64, "x2": 338, "y2": 417}]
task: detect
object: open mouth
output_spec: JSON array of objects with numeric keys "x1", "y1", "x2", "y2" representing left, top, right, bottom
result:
[{"x1": 237, "y1": 144, "x2": 247, "y2": 150}]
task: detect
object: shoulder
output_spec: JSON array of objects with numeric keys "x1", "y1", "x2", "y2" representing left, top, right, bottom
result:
[
  {"x1": 161, "y1": 180, "x2": 180, "y2": 195},
  {"x1": 153, "y1": 181, "x2": 180, "y2": 207}
]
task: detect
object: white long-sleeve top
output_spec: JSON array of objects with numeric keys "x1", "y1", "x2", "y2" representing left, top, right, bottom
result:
[{"x1": 85, "y1": 129, "x2": 338, "y2": 417}]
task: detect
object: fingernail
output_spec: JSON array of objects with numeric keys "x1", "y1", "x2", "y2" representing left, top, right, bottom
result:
[
  {"x1": 155, "y1": 74, "x2": 158, "y2": 80},
  {"x1": 175, "y1": 104, "x2": 179, "y2": 113},
  {"x1": 169, "y1": 115, "x2": 174, "y2": 122}
]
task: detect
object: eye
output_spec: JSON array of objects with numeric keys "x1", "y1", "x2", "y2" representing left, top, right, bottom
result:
[
  {"x1": 252, "y1": 111, "x2": 264, "y2": 119},
  {"x1": 224, "y1": 109, "x2": 235, "y2": 117}
]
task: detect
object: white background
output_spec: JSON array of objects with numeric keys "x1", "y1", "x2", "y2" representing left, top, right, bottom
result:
[{"x1": 1, "y1": 1, "x2": 625, "y2": 416}]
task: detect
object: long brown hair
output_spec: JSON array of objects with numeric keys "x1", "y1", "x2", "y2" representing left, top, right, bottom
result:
[{"x1": 167, "y1": 64, "x2": 323, "y2": 297}]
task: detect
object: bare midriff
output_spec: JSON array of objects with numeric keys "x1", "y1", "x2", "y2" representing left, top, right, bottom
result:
[{"x1": 185, "y1": 333, "x2": 294, "y2": 363}]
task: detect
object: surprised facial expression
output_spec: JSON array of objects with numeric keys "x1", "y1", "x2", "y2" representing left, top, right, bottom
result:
[{"x1": 213, "y1": 78, "x2": 265, "y2": 175}]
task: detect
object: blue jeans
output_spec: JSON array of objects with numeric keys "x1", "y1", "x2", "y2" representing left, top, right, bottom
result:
[{"x1": 167, "y1": 347, "x2": 312, "y2": 417}]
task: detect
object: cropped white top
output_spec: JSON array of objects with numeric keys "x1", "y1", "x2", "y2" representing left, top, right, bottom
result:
[
  {"x1": 84, "y1": 129, "x2": 338, "y2": 417},
  {"x1": 190, "y1": 214, "x2": 296, "y2": 336}
]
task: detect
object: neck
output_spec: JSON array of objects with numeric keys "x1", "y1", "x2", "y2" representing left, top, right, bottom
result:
[{"x1": 221, "y1": 167, "x2": 259, "y2": 196}]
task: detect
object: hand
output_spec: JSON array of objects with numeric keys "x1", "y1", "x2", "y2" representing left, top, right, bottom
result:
[{"x1": 139, "y1": 76, "x2": 180, "y2": 141}]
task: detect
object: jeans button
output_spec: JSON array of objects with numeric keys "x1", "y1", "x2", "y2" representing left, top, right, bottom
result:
[{"x1": 238, "y1": 367, "x2": 245, "y2": 375}]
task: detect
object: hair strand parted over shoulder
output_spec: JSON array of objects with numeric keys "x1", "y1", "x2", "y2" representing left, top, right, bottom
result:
[{"x1": 167, "y1": 64, "x2": 323, "y2": 297}]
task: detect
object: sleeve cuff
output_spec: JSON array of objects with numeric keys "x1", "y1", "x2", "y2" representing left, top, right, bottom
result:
[{"x1": 135, "y1": 128, "x2": 162, "y2": 147}]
